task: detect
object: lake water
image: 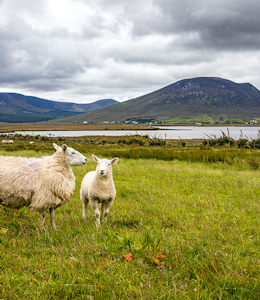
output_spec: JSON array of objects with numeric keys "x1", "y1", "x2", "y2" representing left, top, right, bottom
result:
[{"x1": 3, "y1": 126, "x2": 260, "y2": 140}]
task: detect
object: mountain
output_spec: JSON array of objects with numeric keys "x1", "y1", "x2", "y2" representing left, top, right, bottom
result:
[
  {"x1": 0, "y1": 93, "x2": 118, "y2": 123},
  {"x1": 62, "y1": 77, "x2": 260, "y2": 124}
]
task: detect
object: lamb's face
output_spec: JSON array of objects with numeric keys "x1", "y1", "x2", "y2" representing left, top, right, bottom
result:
[
  {"x1": 53, "y1": 143, "x2": 88, "y2": 166},
  {"x1": 97, "y1": 158, "x2": 112, "y2": 177},
  {"x1": 92, "y1": 155, "x2": 119, "y2": 177}
]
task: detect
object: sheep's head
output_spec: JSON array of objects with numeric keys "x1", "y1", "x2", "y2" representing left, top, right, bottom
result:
[
  {"x1": 53, "y1": 143, "x2": 88, "y2": 166},
  {"x1": 92, "y1": 154, "x2": 119, "y2": 177}
]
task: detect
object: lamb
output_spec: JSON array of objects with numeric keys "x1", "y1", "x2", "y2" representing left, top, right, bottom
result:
[
  {"x1": 80, "y1": 155, "x2": 119, "y2": 227},
  {"x1": 0, "y1": 143, "x2": 87, "y2": 229}
]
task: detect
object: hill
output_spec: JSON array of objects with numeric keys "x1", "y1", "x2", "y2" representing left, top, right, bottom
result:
[
  {"x1": 61, "y1": 77, "x2": 260, "y2": 124},
  {"x1": 0, "y1": 93, "x2": 118, "y2": 123}
]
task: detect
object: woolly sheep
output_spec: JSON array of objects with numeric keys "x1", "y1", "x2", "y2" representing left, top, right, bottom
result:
[
  {"x1": 2, "y1": 140, "x2": 13, "y2": 144},
  {"x1": 0, "y1": 143, "x2": 87, "y2": 229},
  {"x1": 80, "y1": 155, "x2": 119, "y2": 227}
]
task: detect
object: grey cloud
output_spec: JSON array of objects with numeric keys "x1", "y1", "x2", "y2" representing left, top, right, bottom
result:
[
  {"x1": 1, "y1": 0, "x2": 48, "y2": 18},
  {"x1": 79, "y1": 13, "x2": 113, "y2": 39},
  {"x1": 0, "y1": 16, "x2": 93, "y2": 85},
  {"x1": 127, "y1": 0, "x2": 260, "y2": 51}
]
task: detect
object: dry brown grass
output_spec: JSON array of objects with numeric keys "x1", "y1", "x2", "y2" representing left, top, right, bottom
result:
[{"x1": 0, "y1": 122, "x2": 155, "y2": 133}]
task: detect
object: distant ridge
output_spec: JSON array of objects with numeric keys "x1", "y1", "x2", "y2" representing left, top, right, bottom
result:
[
  {"x1": 0, "y1": 93, "x2": 118, "y2": 123},
  {"x1": 63, "y1": 77, "x2": 260, "y2": 124}
]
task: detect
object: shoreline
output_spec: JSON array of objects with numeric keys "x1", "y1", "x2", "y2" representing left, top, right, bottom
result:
[{"x1": 1, "y1": 123, "x2": 260, "y2": 133}]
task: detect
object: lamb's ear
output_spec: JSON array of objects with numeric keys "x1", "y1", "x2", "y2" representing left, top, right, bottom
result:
[
  {"x1": 53, "y1": 143, "x2": 59, "y2": 151},
  {"x1": 111, "y1": 157, "x2": 119, "y2": 164},
  {"x1": 92, "y1": 155, "x2": 100, "y2": 163},
  {"x1": 62, "y1": 144, "x2": 68, "y2": 153}
]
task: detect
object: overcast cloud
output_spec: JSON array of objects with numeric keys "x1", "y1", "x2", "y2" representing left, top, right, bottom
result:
[{"x1": 0, "y1": 0, "x2": 260, "y2": 103}]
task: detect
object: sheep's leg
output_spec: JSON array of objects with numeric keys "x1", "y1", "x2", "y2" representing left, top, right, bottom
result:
[
  {"x1": 101, "y1": 200, "x2": 113, "y2": 223},
  {"x1": 49, "y1": 208, "x2": 56, "y2": 230},
  {"x1": 82, "y1": 197, "x2": 89, "y2": 219},
  {"x1": 89, "y1": 201, "x2": 101, "y2": 227},
  {"x1": 39, "y1": 211, "x2": 46, "y2": 230}
]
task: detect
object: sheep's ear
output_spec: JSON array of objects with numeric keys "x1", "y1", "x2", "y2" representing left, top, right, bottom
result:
[
  {"x1": 92, "y1": 155, "x2": 100, "y2": 163},
  {"x1": 53, "y1": 143, "x2": 59, "y2": 150},
  {"x1": 62, "y1": 144, "x2": 68, "y2": 153},
  {"x1": 111, "y1": 157, "x2": 119, "y2": 164}
]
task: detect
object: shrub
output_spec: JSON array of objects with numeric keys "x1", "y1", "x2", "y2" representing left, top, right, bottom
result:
[
  {"x1": 149, "y1": 139, "x2": 166, "y2": 146},
  {"x1": 90, "y1": 139, "x2": 97, "y2": 144},
  {"x1": 127, "y1": 139, "x2": 134, "y2": 145},
  {"x1": 180, "y1": 140, "x2": 187, "y2": 147},
  {"x1": 217, "y1": 136, "x2": 234, "y2": 147},
  {"x1": 237, "y1": 138, "x2": 247, "y2": 148},
  {"x1": 118, "y1": 138, "x2": 127, "y2": 144},
  {"x1": 217, "y1": 137, "x2": 225, "y2": 146},
  {"x1": 127, "y1": 136, "x2": 146, "y2": 146},
  {"x1": 249, "y1": 138, "x2": 260, "y2": 149},
  {"x1": 256, "y1": 137, "x2": 260, "y2": 148},
  {"x1": 228, "y1": 138, "x2": 235, "y2": 147},
  {"x1": 138, "y1": 139, "x2": 145, "y2": 146},
  {"x1": 40, "y1": 136, "x2": 50, "y2": 141},
  {"x1": 208, "y1": 138, "x2": 217, "y2": 146},
  {"x1": 56, "y1": 137, "x2": 66, "y2": 142}
]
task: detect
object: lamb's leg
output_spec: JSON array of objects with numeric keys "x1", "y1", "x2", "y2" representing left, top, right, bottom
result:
[
  {"x1": 101, "y1": 200, "x2": 113, "y2": 223},
  {"x1": 89, "y1": 201, "x2": 101, "y2": 227},
  {"x1": 49, "y1": 208, "x2": 56, "y2": 230},
  {"x1": 39, "y1": 211, "x2": 46, "y2": 230},
  {"x1": 82, "y1": 196, "x2": 89, "y2": 219}
]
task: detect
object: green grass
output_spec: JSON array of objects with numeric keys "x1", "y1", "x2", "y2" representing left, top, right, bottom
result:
[
  {"x1": 165, "y1": 116, "x2": 249, "y2": 125},
  {"x1": 1, "y1": 146, "x2": 260, "y2": 299}
]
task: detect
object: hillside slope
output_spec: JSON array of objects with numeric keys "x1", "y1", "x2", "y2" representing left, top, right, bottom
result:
[
  {"x1": 0, "y1": 93, "x2": 118, "y2": 123},
  {"x1": 62, "y1": 77, "x2": 260, "y2": 123}
]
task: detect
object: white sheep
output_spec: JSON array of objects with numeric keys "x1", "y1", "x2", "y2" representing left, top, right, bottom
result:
[
  {"x1": 2, "y1": 140, "x2": 13, "y2": 144},
  {"x1": 80, "y1": 155, "x2": 119, "y2": 227},
  {"x1": 0, "y1": 143, "x2": 87, "y2": 229}
]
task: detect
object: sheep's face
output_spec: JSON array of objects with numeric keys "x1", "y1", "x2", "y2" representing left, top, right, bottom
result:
[
  {"x1": 53, "y1": 143, "x2": 88, "y2": 166},
  {"x1": 67, "y1": 146, "x2": 88, "y2": 166},
  {"x1": 92, "y1": 155, "x2": 119, "y2": 177}
]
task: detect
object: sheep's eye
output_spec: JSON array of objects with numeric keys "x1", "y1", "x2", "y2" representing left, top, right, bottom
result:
[{"x1": 71, "y1": 151, "x2": 75, "y2": 155}]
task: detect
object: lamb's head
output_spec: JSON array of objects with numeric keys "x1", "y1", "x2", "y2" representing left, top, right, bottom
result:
[
  {"x1": 53, "y1": 143, "x2": 88, "y2": 166},
  {"x1": 92, "y1": 155, "x2": 119, "y2": 177}
]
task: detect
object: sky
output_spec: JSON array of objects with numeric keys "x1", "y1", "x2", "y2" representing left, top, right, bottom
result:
[{"x1": 0, "y1": 0, "x2": 260, "y2": 104}]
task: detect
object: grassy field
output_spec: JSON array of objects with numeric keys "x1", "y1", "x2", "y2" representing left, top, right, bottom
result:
[{"x1": 1, "y1": 143, "x2": 260, "y2": 299}]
